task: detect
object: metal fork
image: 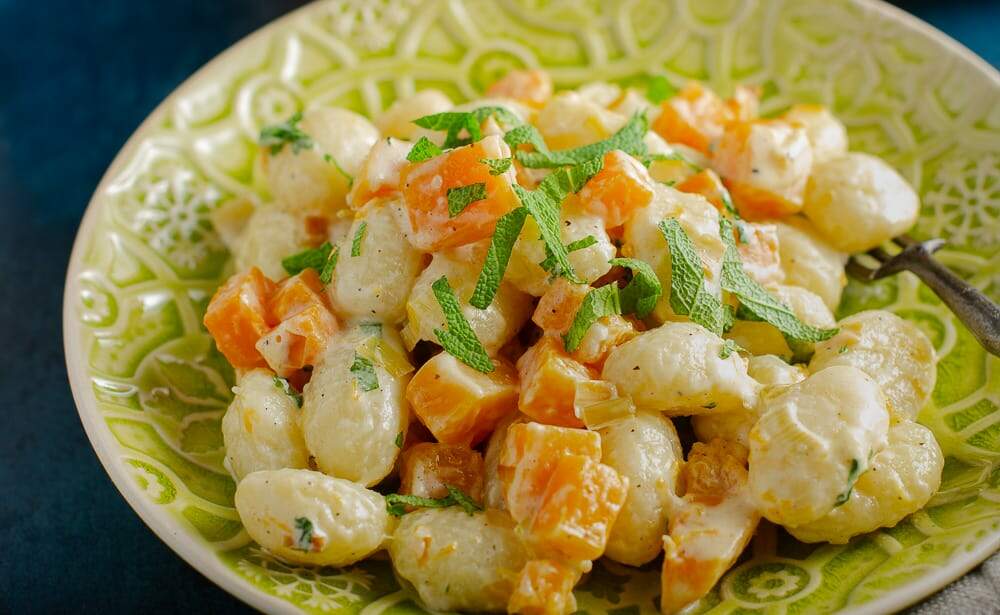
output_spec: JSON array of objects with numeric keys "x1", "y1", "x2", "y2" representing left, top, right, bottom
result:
[{"x1": 847, "y1": 235, "x2": 1000, "y2": 356}]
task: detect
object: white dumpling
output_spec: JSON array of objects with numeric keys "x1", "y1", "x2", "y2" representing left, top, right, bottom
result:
[
  {"x1": 376, "y1": 89, "x2": 453, "y2": 140},
  {"x1": 234, "y1": 205, "x2": 310, "y2": 280},
  {"x1": 781, "y1": 104, "x2": 848, "y2": 164},
  {"x1": 536, "y1": 91, "x2": 627, "y2": 149},
  {"x1": 234, "y1": 468, "x2": 391, "y2": 566},
  {"x1": 724, "y1": 284, "x2": 835, "y2": 361},
  {"x1": 774, "y1": 217, "x2": 847, "y2": 311}
]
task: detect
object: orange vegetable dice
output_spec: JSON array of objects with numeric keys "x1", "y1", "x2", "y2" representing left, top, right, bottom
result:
[
  {"x1": 499, "y1": 422, "x2": 601, "y2": 523},
  {"x1": 508, "y1": 560, "x2": 583, "y2": 615},
  {"x1": 399, "y1": 442, "x2": 485, "y2": 503},
  {"x1": 516, "y1": 337, "x2": 596, "y2": 427},
  {"x1": 527, "y1": 454, "x2": 628, "y2": 560},
  {"x1": 347, "y1": 137, "x2": 411, "y2": 208},
  {"x1": 268, "y1": 268, "x2": 330, "y2": 322},
  {"x1": 203, "y1": 267, "x2": 276, "y2": 369},
  {"x1": 531, "y1": 278, "x2": 588, "y2": 335},
  {"x1": 724, "y1": 85, "x2": 761, "y2": 123},
  {"x1": 576, "y1": 150, "x2": 655, "y2": 228},
  {"x1": 406, "y1": 351, "x2": 519, "y2": 446},
  {"x1": 255, "y1": 303, "x2": 338, "y2": 376},
  {"x1": 652, "y1": 82, "x2": 730, "y2": 154},
  {"x1": 400, "y1": 135, "x2": 520, "y2": 251},
  {"x1": 486, "y1": 69, "x2": 553, "y2": 108},
  {"x1": 735, "y1": 223, "x2": 783, "y2": 287},
  {"x1": 676, "y1": 169, "x2": 732, "y2": 214}
]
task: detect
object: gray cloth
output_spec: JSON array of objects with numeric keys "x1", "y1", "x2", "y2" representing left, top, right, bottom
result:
[{"x1": 905, "y1": 551, "x2": 1000, "y2": 614}]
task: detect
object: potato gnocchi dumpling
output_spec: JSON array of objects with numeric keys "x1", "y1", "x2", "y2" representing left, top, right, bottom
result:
[
  {"x1": 202, "y1": 72, "x2": 944, "y2": 614},
  {"x1": 235, "y1": 468, "x2": 391, "y2": 566}
]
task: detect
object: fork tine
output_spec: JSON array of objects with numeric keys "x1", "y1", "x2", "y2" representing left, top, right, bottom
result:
[
  {"x1": 846, "y1": 257, "x2": 877, "y2": 281},
  {"x1": 868, "y1": 246, "x2": 892, "y2": 263},
  {"x1": 892, "y1": 234, "x2": 917, "y2": 248}
]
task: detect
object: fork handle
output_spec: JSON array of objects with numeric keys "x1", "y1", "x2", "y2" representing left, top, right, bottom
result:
[{"x1": 894, "y1": 247, "x2": 1000, "y2": 356}]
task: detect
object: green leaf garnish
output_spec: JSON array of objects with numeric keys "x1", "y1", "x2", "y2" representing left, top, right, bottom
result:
[
  {"x1": 469, "y1": 208, "x2": 529, "y2": 310},
  {"x1": 273, "y1": 376, "x2": 303, "y2": 408},
  {"x1": 360, "y1": 322, "x2": 383, "y2": 338},
  {"x1": 838, "y1": 345, "x2": 850, "y2": 354},
  {"x1": 481, "y1": 157, "x2": 513, "y2": 175},
  {"x1": 260, "y1": 112, "x2": 313, "y2": 155},
  {"x1": 431, "y1": 276, "x2": 495, "y2": 373},
  {"x1": 385, "y1": 485, "x2": 483, "y2": 517},
  {"x1": 407, "y1": 137, "x2": 444, "y2": 163},
  {"x1": 351, "y1": 221, "x2": 368, "y2": 257},
  {"x1": 658, "y1": 219, "x2": 731, "y2": 335},
  {"x1": 395, "y1": 431, "x2": 404, "y2": 448},
  {"x1": 447, "y1": 183, "x2": 487, "y2": 217},
  {"x1": 349, "y1": 353, "x2": 379, "y2": 392},
  {"x1": 609, "y1": 257, "x2": 662, "y2": 319},
  {"x1": 503, "y1": 124, "x2": 551, "y2": 154},
  {"x1": 718, "y1": 339, "x2": 744, "y2": 359},
  {"x1": 719, "y1": 218, "x2": 838, "y2": 343},
  {"x1": 282, "y1": 242, "x2": 333, "y2": 277},
  {"x1": 646, "y1": 75, "x2": 677, "y2": 104},
  {"x1": 835, "y1": 458, "x2": 864, "y2": 506},
  {"x1": 539, "y1": 235, "x2": 599, "y2": 273},
  {"x1": 515, "y1": 113, "x2": 648, "y2": 168},
  {"x1": 318, "y1": 245, "x2": 340, "y2": 285},
  {"x1": 323, "y1": 153, "x2": 354, "y2": 185},
  {"x1": 563, "y1": 284, "x2": 623, "y2": 352},
  {"x1": 292, "y1": 517, "x2": 315, "y2": 551},
  {"x1": 412, "y1": 106, "x2": 521, "y2": 149}
]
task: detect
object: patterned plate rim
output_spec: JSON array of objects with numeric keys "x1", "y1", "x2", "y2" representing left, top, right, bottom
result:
[{"x1": 62, "y1": 0, "x2": 1000, "y2": 613}]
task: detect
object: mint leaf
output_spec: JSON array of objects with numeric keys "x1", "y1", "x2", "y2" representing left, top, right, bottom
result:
[
  {"x1": 539, "y1": 235, "x2": 599, "y2": 273},
  {"x1": 413, "y1": 106, "x2": 521, "y2": 148},
  {"x1": 563, "y1": 284, "x2": 622, "y2": 352},
  {"x1": 282, "y1": 242, "x2": 333, "y2": 277},
  {"x1": 516, "y1": 113, "x2": 648, "y2": 168},
  {"x1": 394, "y1": 431, "x2": 404, "y2": 448},
  {"x1": 349, "y1": 354, "x2": 379, "y2": 392},
  {"x1": 609, "y1": 257, "x2": 662, "y2": 319},
  {"x1": 385, "y1": 485, "x2": 482, "y2": 517},
  {"x1": 273, "y1": 376, "x2": 303, "y2": 408},
  {"x1": 646, "y1": 75, "x2": 677, "y2": 104},
  {"x1": 292, "y1": 517, "x2": 315, "y2": 551},
  {"x1": 431, "y1": 276, "x2": 495, "y2": 373},
  {"x1": 481, "y1": 157, "x2": 513, "y2": 175},
  {"x1": 503, "y1": 124, "x2": 551, "y2": 154},
  {"x1": 835, "y1": 458, "x2": 863, "y2": 506},
  {"x1": 719, "y1": 218, "x2": 838, "y2": 343},
  {"x1": 446, "y1": 485, "x2": 483, "y2": 515},
  {"x1": 360, "y1": 322, "x2": 383, "y2": 338},
  {"x1": 447, "y1": 183, "x2": 487, "y2": 217},
  {"x1": 318, "y1": 245, "x2": 340, "y2": 285},
  {"x1": 406, "y1": 137, "x2": 443, "y2": 163},
  {"x1": 260, "y1": 112, "x2": 313, "y2": 155},
  {"x1": 469, "y1": 208, "x2": 529, "y2": 309},
  {"x1": 351, "y1": 221, "x2": 367, "y2": 257},
  {"x1": 718, "y1": 339, "x2": 744, "y2": 359},
  {"x1": 658, "y1": 219, "x2": 731, "y2": 335},
  {"x1": 323, "y1": 153, "x2": 353, "y2": 185}
]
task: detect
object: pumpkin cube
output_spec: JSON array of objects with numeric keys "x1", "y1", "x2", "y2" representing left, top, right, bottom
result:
[
  {"x1": 203, "y1": 267, "x2": 276, "y2": 369},
  {"x1": 486, "y1": 69, "x2": 553, "y2": 108},
  {"x1": 576, "y1": 150, "x2": 655, "y2": 228},
  {"x1": 399, "y1": 442, "x2": 485, "y2": 503},
  {"x1": 400, "y1": 135, "x2": 520, "y2": 251},
  {"x1": 255, "y1": 303, "x2": 338, "y2": 376},
  {"x1": 651, "y1": 82, "x2": 729, "y2": 154},
  {"x1": 676, "y1": 169, "x2": 732, "y2": 214},
  {"x1": 406, "y1": 351, "x2": 518, "y2": 446},
  {"x1": 516, "y1": 336, "x2": 595, "y2": 427},
  {"x1": 268, "y1": 268, "x2": 330, "y2": 321},
  {"x1": 347, "y1": 136, "x2": 411, "y2": 208},
  {"x1": 508, "y1": 559, "x2": 584, "y2": 615}
]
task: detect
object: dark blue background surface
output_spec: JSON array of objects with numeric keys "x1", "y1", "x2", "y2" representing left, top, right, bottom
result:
[{"x1": 0, "y1": 1, "x2": 996, "y2": 613}]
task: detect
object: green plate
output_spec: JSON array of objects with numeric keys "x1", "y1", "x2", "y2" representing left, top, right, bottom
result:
[{"x1": 64, "y1": 0, "x2": 1000, "y2": 612}]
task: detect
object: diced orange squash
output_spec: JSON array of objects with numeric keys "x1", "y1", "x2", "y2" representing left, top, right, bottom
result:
[
  {"x1": 400, "y1": 135, "x2": 520, "y2": 251},
  {"x1": 347, "y1": 137, "x2": 411, "y2": 208},
  {"x1": 724, "y1": 85, "x2": 761, "y2": 123},
  {"x1": 576, "y1": 150, "x2": 655, "y2": 228},
  {"x1": 304, "y1": 215, "x2": 331, "y2": 245},
  {"x1": 204, "y1": 267, "x2": 276, "y2": 369},
  {"x1": 499, "y1": 422, "x2": 602, "y2": 523},
  {"x1": 527, "y1": 454, "x2": 628, "y2": 560},
  {"x1": 735, "y1": 223, "x2": 783, "y2": 287},
  {"x1": 508, "y1": 559, "x2": 583, "y2": 615},
  {"x1": 676, "y1": 169, "x2": 731, "y2": 214},
  {"x1": 711, "y1": 120, "x2": 813, "y2": 220},
  {"x1": 486, "y1": 69, "x2": 553, "y2": 108},
  {"x1": 652, "y1": 82, "x2": 729, "y2": 154},
  {"x1": 516, "y1": 337, "x2": 597, "y2": 427},
  {"x1": 256, "y1": 303, "x2": 338, "y2": 376},
  {"x1": 268, "y1": 268, "x2": 330, "y2": 322},
  {"x1": 406, "y1": 351, "x2": 519, "y2": 447},
  {"x1": 532, "y1": 278, "x2": 588, "y2": 335},
  {"x1": 399, "y1": 442, "x2": 485, "y2": 502}
]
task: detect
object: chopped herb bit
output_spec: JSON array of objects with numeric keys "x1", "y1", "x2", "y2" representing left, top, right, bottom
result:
[
  {"x1": 481, "y1": 157, "x2": 513, "y2": 175},
  {"x1": 609, "y1": 257, "x2": 662, "y2": 319},
  {"x1": 350, "y1": 354, "x2": 379, "y2": 392},
  {"x1": 719, "y1": 182, "x2": 739, "y2": 219},
  {"x1": 835, "y1": 458, "x2": 864, "y2": 506},
  {"x1": 539, "y1": 235, "x2": 599, "y2": 273},
  {"x1": 273, "y1": 376, "x2": 303, "y2": 407},
  {"x1": 431, "y1": 276, "x2": 495, "y2": 373},
  {"x1": 395, "y1": 431, "x2": 404, "y2": 448},
  {"x1": 282, "y1": 242, "x2": 333, "y2": 277},
  {"x1": 385, "y1": 485, "x2": 483, "y2": 517},
  {"x1": 761, "y1": 80, "x2": 779, "y2": 101},
  {"x1": 646, "y1": 75, "x2": 678, "y2": 104},
  {"x1": 322, "y1": 153, "x2": 354, "y2": 185},
  {"x1": 318, "y1": 245, "x2": 340, "y2": 285},
  {"x1": 260, "y1": 112, "x2": 313, "y2": 155},
  {"x1": 469, "y1": 207, "x2": 529, "y2": 309},
  {"x1": 702, "y1": 401, "x2": 718, "y2": 409},
  {"x1": 503, "y1": 124, "x2": 550, "y2": 154},
  {"x1": 360, "y1": 322, "x2": 383, "y2": 338},
  {"x1": 351, "y1": 222, "x2": 368, "y2": 257},
  {"x1": 447, "y1": 183, "x2": 487, "y2": 217},
  {"x1": 412, "y1": 106, "x2": 521, "y2": 148},
  {"x1": 563, "y1": 284, "x2": 622, "y2": 352},
  {"x1": 516, "y1": 113, "x2": 648, "y2": 169},
  {"x1": 719, "y1": 339, "x2": 744, "y2": 359},
  {"x1": 838, "y1": 345, "x2": 850, "y2": 355},
  {"x1": 658, "y1": 219, "x2": 731, "y2": 335},
  {"x1": 406, "y1": 137, "x2": 444, "y2": 163},
  {"x1": 719, "y1": 218, "x2": 838, "y2": 343},
  {"x1": 292, "y1": 517, "x2": 315, "y2": 551}
]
